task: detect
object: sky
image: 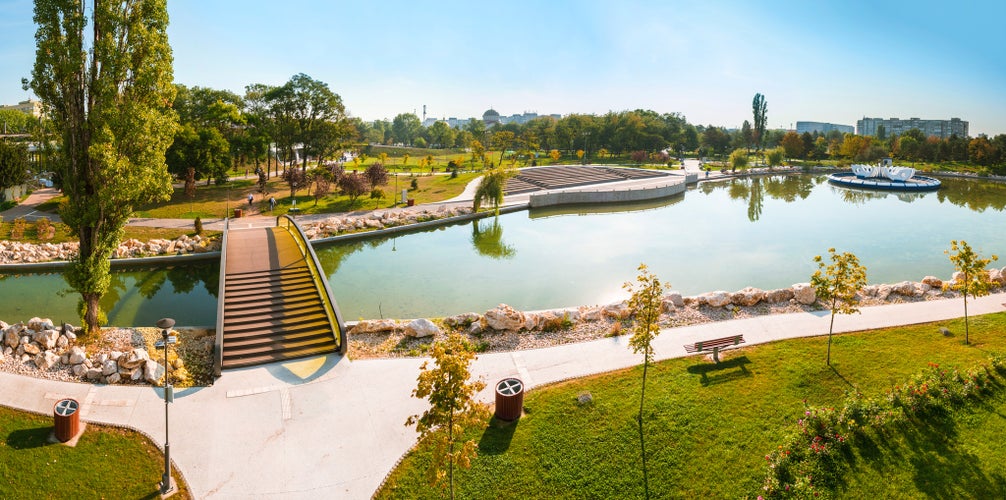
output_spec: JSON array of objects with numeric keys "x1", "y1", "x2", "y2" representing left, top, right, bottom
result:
[{"x1": 1, "y1": 0, "x2": 1004, "y2": 135}]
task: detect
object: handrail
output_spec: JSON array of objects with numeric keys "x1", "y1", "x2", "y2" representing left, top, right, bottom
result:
[
  {"x1": 277, "y1": 215, "x2": 347, "y2": 354},
  {"x1": 213, "y1": 217, "x2": 229, "y2": 377}
]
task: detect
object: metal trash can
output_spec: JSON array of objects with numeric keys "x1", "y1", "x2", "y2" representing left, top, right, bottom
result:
[
  {"x1": 233, "y1": 208, "x2": 243, "y2": 218},
  {"x1": 53, "y1": 398, "x2": 80, "y2": 442},
  {"x1": 494, "y1": 378, "x2": 524, "y2": 422}
]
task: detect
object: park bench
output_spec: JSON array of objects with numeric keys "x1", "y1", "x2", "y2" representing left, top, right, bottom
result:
[{"x1": 683, "y1": 334, "x2": 746, "y2": 363}]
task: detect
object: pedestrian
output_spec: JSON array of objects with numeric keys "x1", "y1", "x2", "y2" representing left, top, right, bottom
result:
[
  {"x1": 247, "y1": 193, "x2": 253, "y2": 209},
  {"x1": 269, "y1": 196, "x2": 276, "y2": 212}
]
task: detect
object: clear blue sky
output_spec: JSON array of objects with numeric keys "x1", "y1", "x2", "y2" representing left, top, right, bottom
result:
[{"x1": 2, "y1": 0, "x2": 1004, "y2": 135}]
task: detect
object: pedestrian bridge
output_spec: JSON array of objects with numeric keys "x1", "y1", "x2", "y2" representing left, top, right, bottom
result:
[{"x1": 214, "y1": 215, "x2": 346, "y2": 374}]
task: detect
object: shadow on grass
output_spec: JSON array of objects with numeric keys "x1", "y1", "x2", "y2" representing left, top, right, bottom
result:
[
  {"x1": 6, "y1": 426, "x2": 52, "y2": 449},
  {"x1": 829, "y1": 364, "x2": 856, "y2": 389},
  {"x1": 478, "y1": 417, "x2": 519, "y2": 455},
  {"x1": 686, "y1": 356, "x2": 752, "y2": 386}
]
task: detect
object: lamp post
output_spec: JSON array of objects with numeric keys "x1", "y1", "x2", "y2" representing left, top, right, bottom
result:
[{"x1": 155, "y1": 317, "x2": 177, "y2": 497}]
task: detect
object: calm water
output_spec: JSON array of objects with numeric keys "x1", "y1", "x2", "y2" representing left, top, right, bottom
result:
[
  {"x1": 0, "y1": 263, "x2": 218, "y2": 327},
  {"x1": 317, "y1": 175, "x2": 1006, "y2": 319},
  {"x1": 2, "y1": 175, "x2": 1004, "y2": 324}
]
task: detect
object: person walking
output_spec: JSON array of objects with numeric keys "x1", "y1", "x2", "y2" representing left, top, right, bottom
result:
[
  {"x1": 247, "y1": 193, "x2": 254, "y2": 209},
  {"x1": 269, "y1": 196, "x2": 276, "y2": 212}
]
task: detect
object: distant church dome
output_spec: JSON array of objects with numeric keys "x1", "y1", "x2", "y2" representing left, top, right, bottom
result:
[{"x1": 482, "y1": 108, "x2": 501, "y2": 125}]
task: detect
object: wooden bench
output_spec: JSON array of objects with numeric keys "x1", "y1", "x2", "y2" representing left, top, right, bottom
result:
[{"x1": 683, "y1": 334, "x2": 746, "y2": 363}]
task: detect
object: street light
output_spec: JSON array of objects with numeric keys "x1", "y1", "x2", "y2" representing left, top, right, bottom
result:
[{"x1": 155, "y1": 317, "x2": 178, "y2": 497}]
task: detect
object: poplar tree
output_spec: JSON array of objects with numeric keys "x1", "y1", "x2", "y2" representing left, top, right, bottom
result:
[
  {"x1": 406, "y1": 332, "x2": 489, "y2": 499},
  {"x1": 811, "y1": 248, "x2": 868, "y2": 365},
  {"x1": 946, "y1": 240, "x2": 998, "y2": 345},
  {"x1": 30, "y1": 0, "x2": 177, "y2": 333}
]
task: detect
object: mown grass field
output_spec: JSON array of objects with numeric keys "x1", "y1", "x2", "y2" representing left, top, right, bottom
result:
[
  {"x1": 377, "y1": 313, "x2": 1006, "y2": 498},
  {"x1": 0, "y1": 405, "x2": 190, "y2": 499}
]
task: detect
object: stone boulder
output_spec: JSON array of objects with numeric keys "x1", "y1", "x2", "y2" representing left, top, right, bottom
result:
[
  {"x1": 989, "y1": 268, "x2": 1005, "y2": 285},
  {"x1": 765, "y1": 288, "x2": 795, "y2": 303},
  {"x1": 484, "y1": 304, "x2": 526, "y2": 331},
  {"x1": 443, "y1": 313, "x2": 481, "y2": 328},
  {"x1": 664, "y1": 291, "x2": 685, "y2": 308},
  {"x1": 72, "y1": 363, "x2": 88, "y2": 377},
  {"x1": 891, "y1": 281, "x2": 916, "y2": 296},
  {"x1": 921, "y1": 276, "x2": 943, "y2": 288},
  {"x1": 731, "y1": 287, "x2": 766, "y2": 307},
  {"x1": 102, "y1": 359, "x2": 119, "y2": 376},
  {"x1": 27, "y1": 317, "x2": 54, "y2": 332},
  {"x1": 143, "y1": 359, "x2": 161, "y2": 384},
  {"x1": 118, "y1": 348, "x2": 150, "y2": 369},
  {"x1": 602, "y1": 301, "x2": 632, "y2": 320},
  {"x1": 578, "y1": 306, "x2": 603, "y2": 322},
  {"x1": 68, "y1": 346, "x2": 87, "y2": 365},
  {"x1": 32, "y1": 329, "x2": 59, "y2": 350},
  {"x1": 23, "y1": 343, "x2": 40, "y2": 356},
  {"x1": 349, "y1": 319, "x2": 398, "y2": 335},
  {"x1": 700, "y1": 291, "x2": 732, "y2": 308},
  {"x1": 106, "y1": 372, "x2": 121, "y2": 384},
  {"x1": 875, "y1": 284, "x2": 892, "y2": 301},
  {"x1": 85, "y1": 368, "x2": 102, "y2": 380},
  {"x1": 35, "y1": 351, "x2": 60, "y2": 371},
  {"x1": 404, "y1": 318, "x2": 440, "y2": 338},
  {"x1": 792, "y1": 283, "x2": 817, "y2": 305},
  {"x1": 3, "y1": 326, "x2": 20, "y2": 349}
]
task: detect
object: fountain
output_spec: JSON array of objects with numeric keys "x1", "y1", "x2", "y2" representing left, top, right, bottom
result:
[{"x1": 828, "y1": 157, "x2": 941, "y2": 191}]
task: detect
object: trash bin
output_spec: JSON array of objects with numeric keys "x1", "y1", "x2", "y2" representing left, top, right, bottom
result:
[
  {"x1": 494, "y1": 378, "x2": 524, "y2": 422},
  {"x1": 407, "y1": 198, "x2": 415, "y2": 207},
  {"x1": 233, "y1": 208, "x2": 243, "y2": 218},
  {"x1": 53, "y1": 398, "x2": 80, "y2": 442}
]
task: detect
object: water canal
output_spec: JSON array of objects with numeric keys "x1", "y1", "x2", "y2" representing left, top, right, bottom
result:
[{"x1": 2, "y1": 174, "x2": 1005, "y2": 325}]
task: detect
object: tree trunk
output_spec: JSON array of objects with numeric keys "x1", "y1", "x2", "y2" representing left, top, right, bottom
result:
[
  {"x1": 964, "y1": 294, "x2": 970, "y2": 345},
  {"x1": 83, "y1": 292, "x2": 101, "y2": 333},
  {"x1": 827, "y1": 298, "x2": 836, "y2": 365}
]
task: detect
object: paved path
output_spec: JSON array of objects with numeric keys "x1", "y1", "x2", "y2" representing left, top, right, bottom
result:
[
  {"x1": 2, "y1": 293, "x2": 1004, "y2": 499},
  {"x1": 0, "y1": 187, "x2": 62, "y2": 222}
]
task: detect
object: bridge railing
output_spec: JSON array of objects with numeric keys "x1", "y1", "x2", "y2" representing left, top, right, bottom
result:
[
  {"x1": 277, "y1": 215, "x2": 347, "y2": 353},
  {"x1": 213, "y1": 217, "x2": 229, "y2": 377}
]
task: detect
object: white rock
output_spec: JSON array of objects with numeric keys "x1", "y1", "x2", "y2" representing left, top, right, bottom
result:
[
  {"x1": 60, "y1": 353, "x2": 69, "y2": 365},
  {"x1": 33, "y1": 329, "x2": 59, "y2": 350},
  {"x1": 731, "y1": 287, "x2": 766, "y2": 307},
  {"x1": 56, "y1": 335, "x2": 68, "y2": 348},
  {"x1": 892, "y1": 281, "x2": 916, "y2": 296},
  {"x1": 876, "y1": 284, "x2": 892, "y2": 301},
  {"x1": 921, "y1": 276, "x2": 943, "y2": 288},
  {"x1": 143, "y1": 359, "x2": 161, "y2": 384},
  {"x1": 72, "y1": 364, "x2": 88, "y2": 377},
  {"x1": 701, "y1": 291, "x2": 732, "y2": 308},
  {"x1": 792, "y1": 283, "x2": 817, "y2": 305},
  {"x1": 118, "y1": 348, "x2": 149, "y2": 369},
  {"x1": 664, "y1": 291, "x2": 685, "y2": 308},
  {"x1": 349, "y1": 319, "x2": 398, "y2": 335},
  {"x1": 467, "y1": 321, "x2": 483, "y2": 335},
  {"x1": 443, "y1": 313, "x2": 481, "y2": 328},
  {"x1": 131, "y1": 368, "x2": 143, "y2": 381},
  {"x1": 484, "y1": 304, "x2": 527, "y2": 331},
  {"x1": 601, "y1": 301, "x2": 632, "y2": 320},
  {"x1": 106, "y1": 372, "x2": 121, "y2": 384},
  {"x1": 102, "y1": 359, "x2": 118, "y2": 376},
  {"x1": 35, "y1": 351, "x2": 60, "y2": 371},
  {"x1": 766, "y1": 288, "x2": 795, "y2": 303},
  {"x1": 23, "y1": 343, "x2": 40, "y2": 356},
  {"x1": 578, "y1": 306, "x2": 603, "y2": 322},
  {"x1": 109, "y1": 350, "x2": 122, "y2": 361},
  {"x1": 85, "y1": 368, "x2": 102, "y2": 380},
  {"x1": 68, "y1": 346, "x2": 87, "y2": 365},
  {"x1": 404, "y1": 318, "x2": 440, "y2": 338}
]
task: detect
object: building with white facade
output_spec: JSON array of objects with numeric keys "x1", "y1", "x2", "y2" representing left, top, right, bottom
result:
[
  {"x1": 1, "y1": 99, "x2": 43, "y2": 118},
  {"x1": 856, "y1": 117, "x2": 968, "y2": 139},
  {"x1": 795, "y1": 121, "x2": 854, "y2": 135}
]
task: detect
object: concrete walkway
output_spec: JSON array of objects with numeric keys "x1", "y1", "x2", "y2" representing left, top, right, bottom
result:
[
  {"x1": 2, "y1": 293, "x2": 1004, "y2": 498},
  {"x1": 0, "y1": 187, "x2": 63, "y2": 222}
]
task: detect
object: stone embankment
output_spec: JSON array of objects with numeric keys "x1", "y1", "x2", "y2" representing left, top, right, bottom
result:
[
  {"x1": 300, "y1": 206, "x2": 474, "y2": 240},
  {"x1": 0, "y1": 234, "x2": 219, "y2": 265},
  {"x1": 348, "y1": 271, "x2": 1006, "y2": 338}
]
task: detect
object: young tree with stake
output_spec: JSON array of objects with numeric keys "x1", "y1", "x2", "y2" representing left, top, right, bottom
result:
[
  {"x1": 946, "y1": 240, "x2": 998, "y2": 345},
  {"x1": 406, "y1": 333, "x2": 489, "y2": 499},
  {"x1": 811, "y1": 248, "x2": 868, "y2": 365}
]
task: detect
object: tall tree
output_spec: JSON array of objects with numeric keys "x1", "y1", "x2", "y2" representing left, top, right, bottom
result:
[
  {"x1": 0, "y1": 141, "x2": 30, "y2": 192},
  {"x1": 752, "y1": 93, "x2": 768, "y2": 152},
  {"x1": 30, "y1": 0, "x2": 177, "y2": 332},
  {"x1": 811, "y1": 248, "x2": 868, "y2": 365},
  {"x1": 391, "y1": 113, "x2": 422, "y2": 146},
  {"x1": 623, "y1": 263, "x2": 668, "y2": 500},
  {"x1": 740, "y1": 120, "x2": 754, "y2": 152},
  {"x1": 267, "y1": 74, "x2": 347, "y2": 172},
  {"x1": 406, "y1": 332, "x2": 489, "y2": 500},
  {"x1": 946, "y1": 240, "x2": 998, "y2": 345},
  {"x1": 780, "y1": 131, "x2": 805, "y2": 159}
]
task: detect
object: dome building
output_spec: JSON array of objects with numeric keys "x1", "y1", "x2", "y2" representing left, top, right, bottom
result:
[{"x1": 482, "y1": 108, "x2": 501, "y2": 127}]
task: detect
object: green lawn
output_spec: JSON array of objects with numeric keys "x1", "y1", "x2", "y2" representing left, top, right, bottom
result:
[
  {"x1": 0, "y1": 405, "x2": 190, "y2": 499},
  {"x1": 377, "y1": 313, "x2": 1006, "y2": 498}
]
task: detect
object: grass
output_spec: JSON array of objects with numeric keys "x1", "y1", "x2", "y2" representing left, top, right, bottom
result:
[
  {"x1": 0, "y1": 405, "x2": 190, "y2": 499},
  {"x1": 376, "y1": 312, "x2": 1006, "y2": 498}
]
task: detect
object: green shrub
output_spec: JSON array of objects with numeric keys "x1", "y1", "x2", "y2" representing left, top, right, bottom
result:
[
  {"x1": 194, "y1": 216, "x2": 203, "y2": 235},
  {"x1": 10, "y1": 217, "x2": 27, "y2": 240}
]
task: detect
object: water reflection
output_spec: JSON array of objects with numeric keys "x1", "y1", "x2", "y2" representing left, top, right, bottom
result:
[
  {"x1": 471, "y1": 218, "x2": 515, "y2": 260},
  {"x1": 936, "y1": 177, "x2": 1006, "y2": 212}
]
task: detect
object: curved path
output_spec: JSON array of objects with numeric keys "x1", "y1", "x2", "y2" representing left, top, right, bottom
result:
[{"x1": 2, "y1": 293, "x2": 1004, "y2": 498}]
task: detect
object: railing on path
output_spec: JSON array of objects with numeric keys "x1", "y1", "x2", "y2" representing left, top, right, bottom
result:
[
  {"x1": 276, "y1": 215, "x2": 347, "y2": 354},
  {"x1": 213, "y1": 217, "x2": 229, "y2": 377}
]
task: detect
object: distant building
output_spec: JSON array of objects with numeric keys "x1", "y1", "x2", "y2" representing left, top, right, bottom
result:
[
  {"x1": 795, "y1": 121, "x2": 854, "y2": 135},
  {"x1": 856, "y1": 117, "x2": 968, "y2": 139},
  {"x1": 1, "y1": 99, "x2": 43, "y2": 118},
  {"x1": 482, "y1": 109, "x2": 501, "y2": 126}
]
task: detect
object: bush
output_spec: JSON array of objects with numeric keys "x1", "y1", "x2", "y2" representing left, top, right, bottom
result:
[
  {"x1": 10, "y1": 217, "x2": 26, "y2": 240},
  {"x1": 34, "y1": 217, "x2": 53, "y2": 240},
  {"x1": 410, "y1": 178, "x2": 419, "y2": 190},
  {"x1": 194, "y1": 216, "x2": 203, "y2": 235}
]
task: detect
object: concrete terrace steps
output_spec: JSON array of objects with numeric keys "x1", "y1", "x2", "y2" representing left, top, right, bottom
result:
[
  {"x1": 505, "y1": 165, "x2": 674, "y2": 195},
  {"x1": 220, "y1": 227, "x2": 339, "y2": 370}
]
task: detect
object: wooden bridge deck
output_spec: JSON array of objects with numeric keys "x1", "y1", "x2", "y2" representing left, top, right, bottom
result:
[{"x1": 220, "y1": 226, "x2": 339, "y2": 370}]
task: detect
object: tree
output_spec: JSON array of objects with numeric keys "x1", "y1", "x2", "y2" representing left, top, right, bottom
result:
[
  {"x1": 765, "y1": 147, "x2": 785, "y2": 167},
  {"x1": 310, "y1": 168, "x2": 332, "y2": 206},
  {"x1": 729, "y1": 148, "x2": 749, "y2": 171},
  {"x1": 623, "y1": 263, "x2": 667, "y2": 500},
  {"x1": 405, "y1": 332, "x2": 489, "y2": 499},
  {"x1": 338, "y1": 171, "x2": 368, "y2": 205},
  {"x1": 30, "y1": 0, "x2": 177, "y2": 333},
  {"x1": 740, "y1": 120, "x2": 754, "y2": 152},
  {"x1": 780, "y1": 131, "x2": 805, "y2": 159},
  {"x1": 282, "y1": 166, "x2": 306, "y2": 200},
  {"x1": 752, "y1": 93, "x2": 768, "y2": 152},
  {"x1": 811, "y1": 248, "x2": 868, "y2": 365},
  {"x1": 473, "y1": 164, "x2": 516, "y2": 214},
  {"x1": 0, "y1": 141, "x2": 29, "y2": 192},
  {"x1": 364, "y1": 163, "x2": 389, "y2": 188},
  {"x1": 491, "y1": 130, "x2": 515, "y2": 167},
  {"x1": 391, "y1": 113, "x2": 421, "y2": 145},
  {"x1": 266, "y1": 74, "x2": 347, "y2": 172},
  {"x1": 549, "y1": 149, "x2": 561, "y2": 164},
  {"x1": 630, "y1": 150, "x2": 648, "y2": 164},
  {"x1": 946, "y1": 240, "x2": 998, "y2": 345}
]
